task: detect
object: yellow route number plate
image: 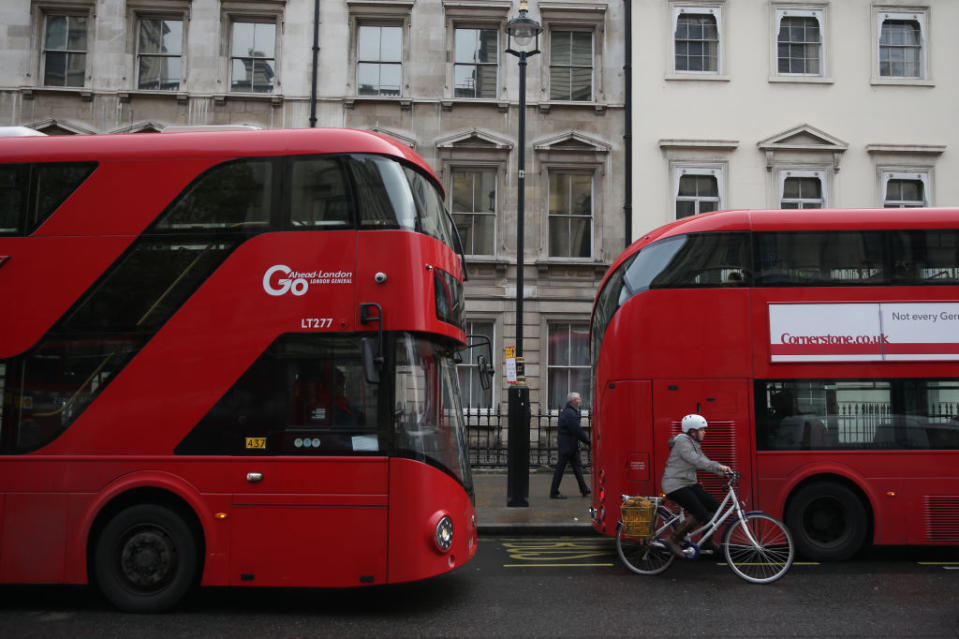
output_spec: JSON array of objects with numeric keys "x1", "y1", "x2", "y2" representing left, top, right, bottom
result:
[{"x1": 245, "y1": 437, "x2": 267, "y2": 450}]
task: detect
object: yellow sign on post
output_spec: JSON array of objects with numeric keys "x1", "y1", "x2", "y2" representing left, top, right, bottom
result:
[{"x1": 504, "y1": 346, "x2": 517, "y2": 384}]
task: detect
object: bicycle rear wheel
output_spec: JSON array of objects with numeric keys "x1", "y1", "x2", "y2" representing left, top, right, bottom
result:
[
  {"x1": 723, "y1": 512, "x2": 794, "y2": 584},
  {"x1": 616, "y1": 508, "x2": 676, "y2": 575}
]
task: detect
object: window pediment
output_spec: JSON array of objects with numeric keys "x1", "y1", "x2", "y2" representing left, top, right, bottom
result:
[
  {"x1": 533, "y1": 130, "x2": 609, "y2": 154},
  {"x1": 27, "y1": 117, "x2": 96, "y2": 135},
  {"x1": 347, "y1": 0, "x2": 414, "y2": 17},
  {"x1": 369, "y1": 126, "x2": 416, "y2": 148},
  {"x1": 866, "y1": 144, "x2": 945, "y2": 157},
  {"x1": 758, "y1": 123, "x2": 847, "y2": 152},
  {"x1": 540, "y1": 2, "x2": 607, "y2": 24},
  {"x1": 442, "y1": 0, "x2": 510, "y2": 20},
  {"x1": 109, "y1": 121, "x2": 165, "y2": 134},
  {"x1": 758, "y1": 124, "x2": 847, "y2": 172},
  {"x1": 436, "y1": 128, "x2": 513, "y2": 151}
]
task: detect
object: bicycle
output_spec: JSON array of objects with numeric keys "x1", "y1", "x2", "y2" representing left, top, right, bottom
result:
[{"x1": 615, "y1": 472, "x2": 794, "y2": 584}]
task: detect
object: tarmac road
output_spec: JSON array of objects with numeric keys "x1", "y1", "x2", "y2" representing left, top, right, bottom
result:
[{"x1": 1, "y1": 536, "x2": 956, "y2": 638}]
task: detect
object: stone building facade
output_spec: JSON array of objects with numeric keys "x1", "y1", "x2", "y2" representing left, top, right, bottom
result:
[
  {"x1": 630, "y1": 0, "x2": 959, "y2": 231},
  {"x1": 0, "y1": 0, "x2": 627, "y2": 416}
]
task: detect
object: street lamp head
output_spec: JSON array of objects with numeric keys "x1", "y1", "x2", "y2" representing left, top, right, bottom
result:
[{"x1": 506, "y1": 0, "x2": 542, "y2": 54}]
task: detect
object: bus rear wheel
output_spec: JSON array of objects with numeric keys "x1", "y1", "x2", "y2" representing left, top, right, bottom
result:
[
  {"x1": 785, "y1": 482, "x2": 867, "y2": 561},
  {"x1": 93, "y1": 504, "x2": 198, "y2": 613}
]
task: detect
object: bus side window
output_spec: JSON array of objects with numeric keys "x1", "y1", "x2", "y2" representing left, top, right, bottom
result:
[
  {"x1": 176, "y1": 335, "x2": 381, "y2": 456},
  {"x1": 152, "y1": 159, "x2": 272, "y2": 232},
  {"x1": 289, "y1": 157, "x2": 352, "y2": 228},
  {"x1": 755, "y1": 231, "x2": 886, "y2": 285},
  {"x1": 650, "y1": 232, "x2": 751, "y2": 288},
  {"x1": 348, "y1": 155, "x2": 402, "y2": 229},
  {"x1": 0, "y1": 166, "x2": 24, "y2": 234},
  {"x1": 893, "y1": 229, "x2": 959, "y2": 283},
  {"x1": 0, "y1": 163, "x2": 96, "y2": 236},
  {"x1": 0, "y1": 339, "x2": 142, "y2": 453}
]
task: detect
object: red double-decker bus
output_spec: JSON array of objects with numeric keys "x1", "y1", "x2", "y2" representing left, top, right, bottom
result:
[
  {"x1": 0, "y1": 128, "x2": 481, "y2": 611},
  {"x1": 589, "y1": 208, "x2": 959, "y2": 560}
]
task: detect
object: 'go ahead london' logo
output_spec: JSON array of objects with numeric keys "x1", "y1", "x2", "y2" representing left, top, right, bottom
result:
[{"x1": 262, "y1": 264, "x2": 353, "y2": 296}]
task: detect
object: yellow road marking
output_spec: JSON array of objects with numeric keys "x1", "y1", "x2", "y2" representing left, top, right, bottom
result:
[
  {"x1": 717, "y1": 562, "x2": 820, "y2": 566},
  {"x1": 505, "y1": 563, "x2": 615, "y2": 568},
  {"x1": 501, "y1": 539, "x2": 613, "y2": 562}
]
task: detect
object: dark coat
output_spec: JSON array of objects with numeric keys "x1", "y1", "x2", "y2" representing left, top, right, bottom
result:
[{"x1": 557, "y1": 402, "x2": 589, "y2": 455}]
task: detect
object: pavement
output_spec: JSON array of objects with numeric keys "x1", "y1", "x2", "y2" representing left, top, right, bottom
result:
[{"x1": 472, "y1": 469, "x2": 596, "y2": 535}]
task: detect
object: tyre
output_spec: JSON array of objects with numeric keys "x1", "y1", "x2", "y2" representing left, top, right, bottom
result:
[
  {"x1": 93, "y1": 504, "x2": 199, "y2": 613},
  {"x1": 616, "y1": 507, "x2": 676, "y2": 575},
  {"x1": 723, "y1": 512, "x2": 794, "y2": 584},
  {"x1": 785, "y1": 482, "x2": 868, "y2": 561}
]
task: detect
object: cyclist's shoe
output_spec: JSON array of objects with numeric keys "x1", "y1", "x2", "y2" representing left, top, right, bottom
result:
[
  {"x1": 664, "y1": 519, "x2": 697, "y2": 558},
  {"x1": 663, "y1": 537, "x2": 686, "y2": 559},
  {"x1": 698, "y1": 539, "x2": 719, "y2": 555}
]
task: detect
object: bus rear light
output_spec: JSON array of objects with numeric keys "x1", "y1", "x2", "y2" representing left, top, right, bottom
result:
[
  {"x1": 433, "y1": 515, "x2": 454, "y2": 553},
  {"x1": 599, "y1": 488, "x2": 606, "y2": 502}
]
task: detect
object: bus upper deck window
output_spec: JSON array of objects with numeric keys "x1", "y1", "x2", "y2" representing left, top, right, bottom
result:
[
  {"x1": 0, "y1": 162, "x2": 96, "y2": 235},
  {"x1": 350, "y1": 155, "x2": 412, "y2": 230},
  {"x1": 153, "y1": 159, "x2": 272, "y2": 232},
  {"x1": 290, "y1": 157, "x2": 351, "y2": 228}
]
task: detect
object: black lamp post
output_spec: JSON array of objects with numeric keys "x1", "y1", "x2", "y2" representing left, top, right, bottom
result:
[{"x1": 505, "y1": 0, "x2": 541, "y2": 508}]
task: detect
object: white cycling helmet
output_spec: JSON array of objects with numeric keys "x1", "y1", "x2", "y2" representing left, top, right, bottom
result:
[{"x1": 681, "y1": 414, "x2": 708, "y2": 433}]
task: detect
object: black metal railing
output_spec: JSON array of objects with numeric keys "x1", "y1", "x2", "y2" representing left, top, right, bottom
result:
[
  {"x1": 466, "y1": 401, "x2": 959, "y2": 467},
  {"x1": 465, "y1": 408, "x2": 592, "y2": 468}
]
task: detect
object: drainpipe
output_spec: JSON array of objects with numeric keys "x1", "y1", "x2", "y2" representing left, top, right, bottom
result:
[
  {"x1": 623, "y1": 0, "x2": 632, "y2": 247},
  {"x1": 309, "y1": 0, "x2": 320, "y2": 127}
]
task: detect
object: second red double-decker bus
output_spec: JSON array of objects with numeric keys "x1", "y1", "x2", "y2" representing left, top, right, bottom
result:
[
  {"x1": 589, "y1": 208, "x2": 959, "y2": 560},
  {"x1": 0, "y1": 128, "x2": 481, "y2": 611}
]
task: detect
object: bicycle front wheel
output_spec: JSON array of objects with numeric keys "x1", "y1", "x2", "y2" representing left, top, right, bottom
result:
[
  {"x1": 723, "y1": 512, "x2": 794, "y2": 584},
  {"x1": 616, "y1": 509, "x2": 676, "y2": 575}
]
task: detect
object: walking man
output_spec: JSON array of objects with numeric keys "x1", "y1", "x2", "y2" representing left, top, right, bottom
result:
[{"x1": 549, "y1": 392, "x2": 590, "y2": 499}]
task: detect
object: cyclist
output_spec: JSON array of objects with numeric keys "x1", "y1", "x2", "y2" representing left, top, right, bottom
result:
[{"x1": 661, "y1": 414, "x2": 731, "y2": 558}]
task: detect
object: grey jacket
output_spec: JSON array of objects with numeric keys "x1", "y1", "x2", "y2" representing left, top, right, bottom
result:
[{"x1": 660, "y1": 433, "x2": 724, "y2": 495}]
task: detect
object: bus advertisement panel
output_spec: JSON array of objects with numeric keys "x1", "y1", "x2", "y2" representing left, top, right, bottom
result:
[
  {"x1": 589, "y1": 208, "x2": 959, "y2": 561},
  {"x1": 0, "y1": 128, "x2": 482, "y2": 611},
  {"x1": 770, "y1": 302, "x2": 959, "y2": 362}
]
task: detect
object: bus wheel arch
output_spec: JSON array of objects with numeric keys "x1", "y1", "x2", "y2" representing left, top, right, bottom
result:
[
  {"x1": 87, "y1": 488, "x2": 205, "y2": 613},
  {"x1": 784, "y1": 476, "x2": 872, "y2": 561}
]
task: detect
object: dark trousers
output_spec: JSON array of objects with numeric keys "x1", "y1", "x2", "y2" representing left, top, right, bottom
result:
[
  {"x1": 666, "y1": 484, "x2": 718, "y2": 524},
  {"x1": 550, "y1": 449, "x2": 588, "y2": 496}
]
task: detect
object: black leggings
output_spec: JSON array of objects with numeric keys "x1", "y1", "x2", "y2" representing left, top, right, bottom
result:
[{"x1": 666, "y1": 484, "x2": 718, "y2": 524}]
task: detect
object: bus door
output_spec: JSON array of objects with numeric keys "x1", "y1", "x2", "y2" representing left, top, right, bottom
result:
[
  {"x1": 229, "y1": 458, "x2": 389, "y2": 587},
  {"x1": 205, "y1": 336, "x2": 391, "y2": 587},
  {"x1": 653, "y1": 379, "x2": 753, "y2": 506},
  {"x1": 598, "y1": 379, "x2": 654, "y2": 499}
]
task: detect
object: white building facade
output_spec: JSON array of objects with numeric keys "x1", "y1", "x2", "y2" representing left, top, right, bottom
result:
[
  {"x1": 630, "y1": 0, "x2": 959, "y2": 235},
  {"x1": 0, "y1": 0, "x2": 628, "y2": 420}
]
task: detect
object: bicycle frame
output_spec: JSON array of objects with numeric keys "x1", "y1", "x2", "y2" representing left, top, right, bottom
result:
[
  {"x1": 655, "y1": 475, "x2": 764, "y2": 551},
  {"x1": 617, "y1": 472, "x2": 795, "y2": 583}
]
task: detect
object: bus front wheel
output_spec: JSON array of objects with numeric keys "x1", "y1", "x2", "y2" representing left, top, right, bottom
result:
[
  {"x1": 785, "y1": 481, "x2": 867, "y2": 561},
  {"x1": 93, "y1": 504, "x2": 199, "y2": 613}
]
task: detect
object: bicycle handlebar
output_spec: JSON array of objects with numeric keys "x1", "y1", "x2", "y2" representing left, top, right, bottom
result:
[{"x1": 723, "y1": 470, "x2": 741, "y2": 486}]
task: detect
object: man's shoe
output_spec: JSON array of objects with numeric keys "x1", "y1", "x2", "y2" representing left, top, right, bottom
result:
[
  {"x1": 550, "y1": 493, "x2": 567, "y2": 499},
  {"x1": 581, "y1": 489, "x2": 591, "y2": 497}
]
